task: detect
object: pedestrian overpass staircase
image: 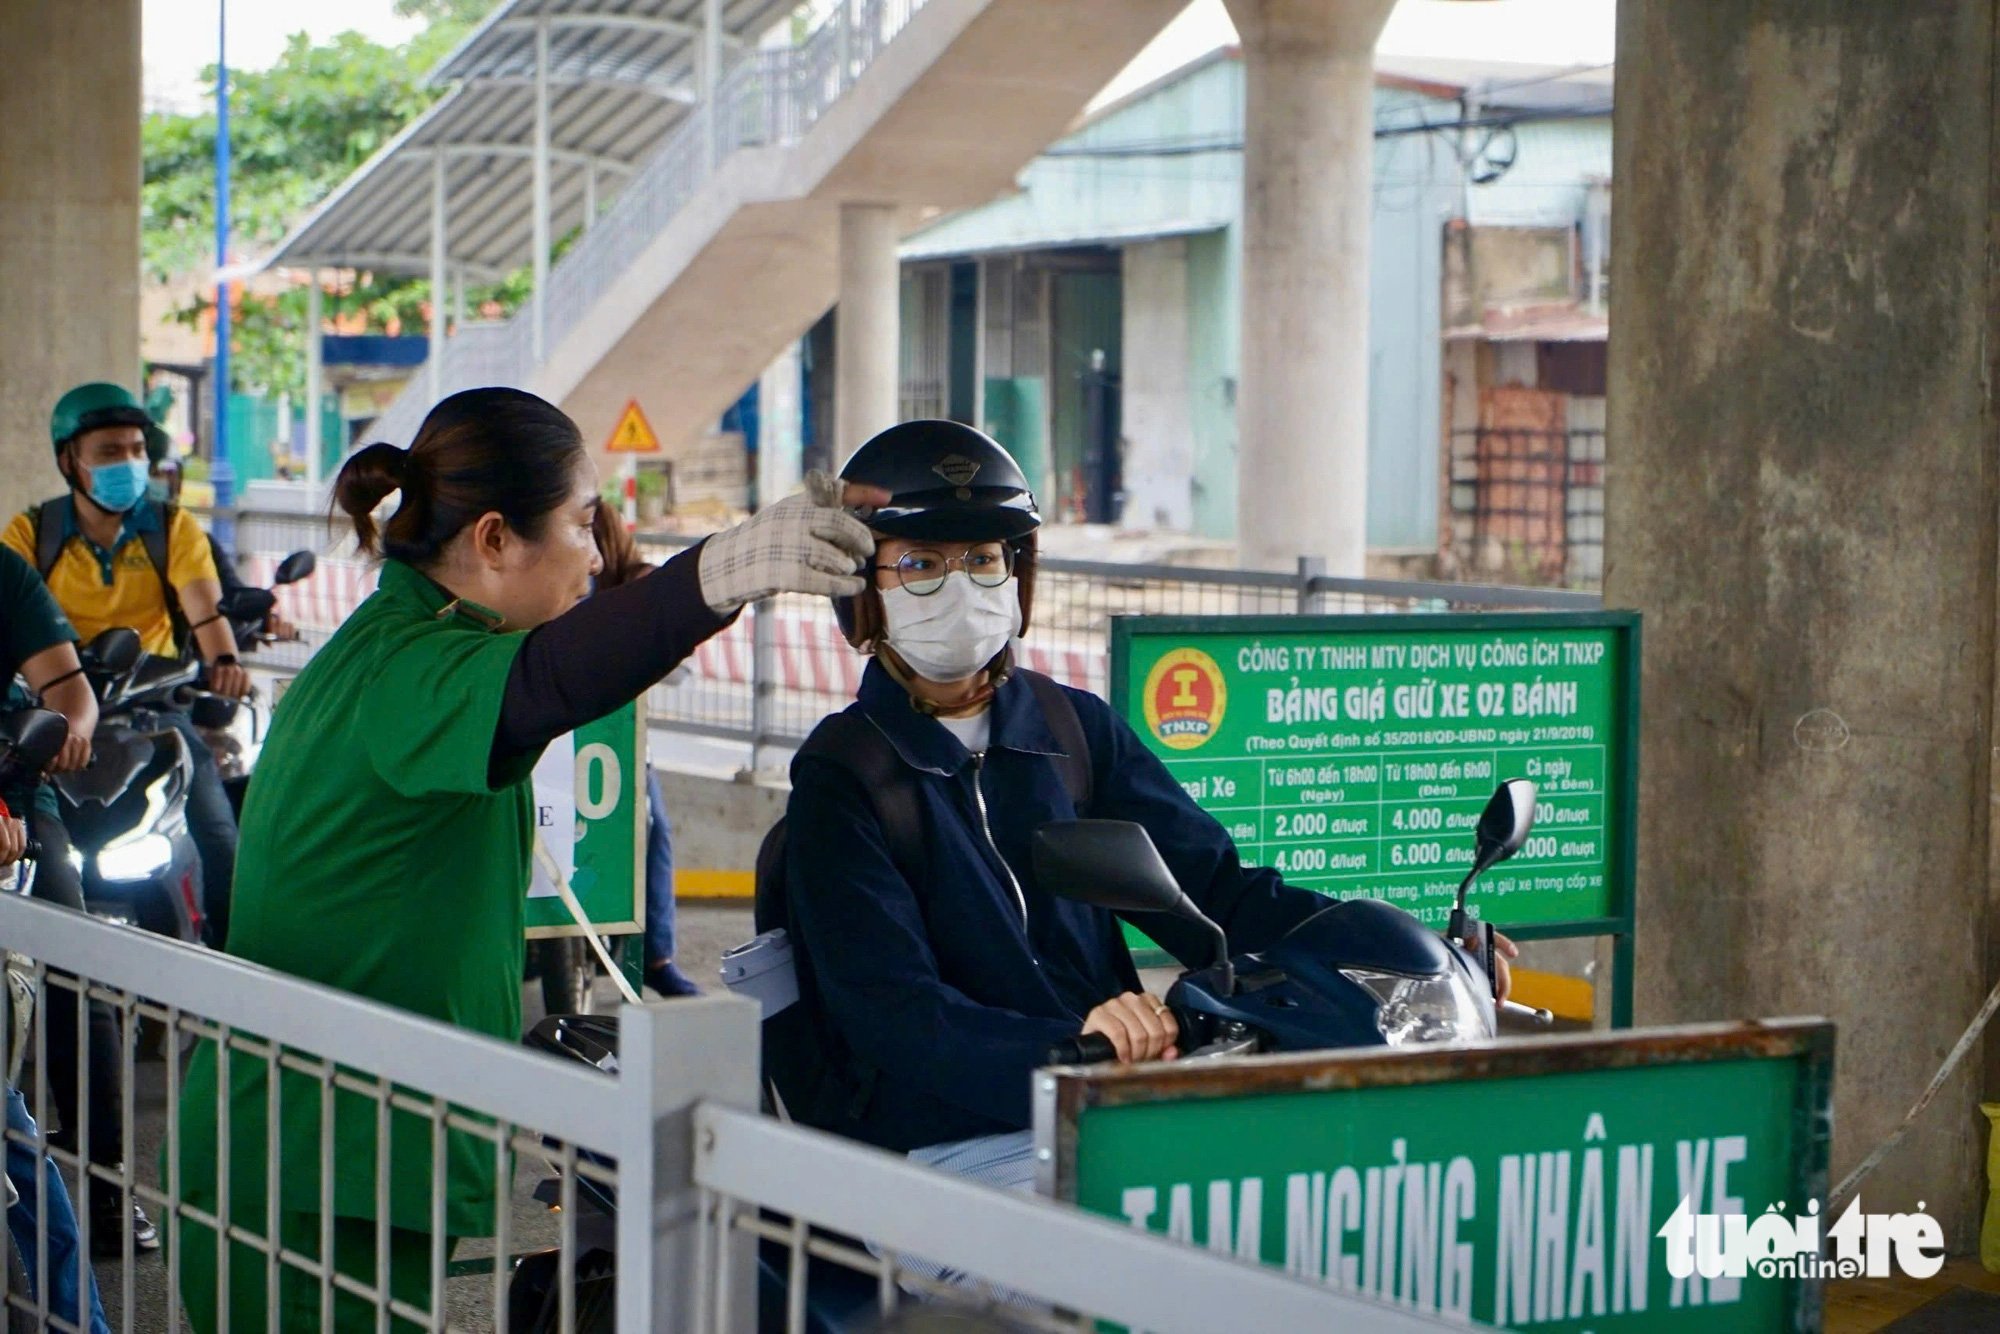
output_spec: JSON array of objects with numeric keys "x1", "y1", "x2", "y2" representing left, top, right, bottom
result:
[{"x1": 371, "y1": 0, "x2": 1184, "y2": 458}]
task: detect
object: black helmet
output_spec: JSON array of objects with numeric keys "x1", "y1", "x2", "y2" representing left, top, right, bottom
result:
[
  {"x1": 838, "y1": 420, "x2": 1039, "y2": 541},
  {"x1": 834, "y1": 421, "x2": 1040, "y2": 648}
]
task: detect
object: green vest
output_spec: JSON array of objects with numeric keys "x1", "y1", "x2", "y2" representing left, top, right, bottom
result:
[{"x1": 172, "y1": 559, "x2": 541, "y2": 1244}]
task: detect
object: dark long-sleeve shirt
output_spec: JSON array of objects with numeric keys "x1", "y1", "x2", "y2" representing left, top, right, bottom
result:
[
  {"x1": 783, "y1": 661, "x2": 1329, "y2": 1152},
  {"x1": 489, "y1": 542, "x2": 731, "y2": 776}
]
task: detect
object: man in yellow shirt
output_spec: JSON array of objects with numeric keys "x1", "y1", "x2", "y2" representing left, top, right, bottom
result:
[{"x1": 3, "y1": 382, "x2": 252, "y2": 949}]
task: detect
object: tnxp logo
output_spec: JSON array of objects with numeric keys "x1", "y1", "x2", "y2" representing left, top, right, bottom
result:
[
  {"x1": 1143, "y1": 648, "x2": 1228, "y2": 752},
  {"x1": 1657, "y1": 1196, "x2": 1944, "y2": 1284}
]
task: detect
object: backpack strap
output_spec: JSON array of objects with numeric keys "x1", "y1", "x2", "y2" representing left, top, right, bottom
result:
[
  {"x1": 32, "y1": 496, "x2": 190, "y2": 654},
  {"x1": 1020, "y1": 668, "x2": 1093, "y2": 813},
  {"x1": 142, "y1": 503, "x2": 190, "y2": 653},
  {"x1": 31, "y1": 497, "x2": 69, "y2": 580},
  {"x1": 796, "y1": 710, "x2": 924, "y2": 873}
]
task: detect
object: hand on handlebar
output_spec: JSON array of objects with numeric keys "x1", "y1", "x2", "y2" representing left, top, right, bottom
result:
[
  {"x1": 1080, "y1": 992, "x2": 1180, "y2": 1064},
  {"x1": 264, "y1": 614, "x2": 299, "y2": 643},
  {"x1": 51, "y1": 730, "x2": 91, "y2": 774},
  {"x1": 0, "y1": 817, "x2": 24, "y2": 868},
  {"x1": 207, "y1": 660, "x2": 253, "y2": 700}
]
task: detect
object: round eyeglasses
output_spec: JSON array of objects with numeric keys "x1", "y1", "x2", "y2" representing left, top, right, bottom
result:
[{"x1": 873, "y1": 543, "x2": 1014, "y2": 596}]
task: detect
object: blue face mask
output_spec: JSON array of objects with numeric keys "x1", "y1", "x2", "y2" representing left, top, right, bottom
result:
[
  {"x1": 83, "y1": 458, "x2": 150, "y2": 513},
  {"x1": 145, "y1": 476, "x2": 170, "y2": 504}
]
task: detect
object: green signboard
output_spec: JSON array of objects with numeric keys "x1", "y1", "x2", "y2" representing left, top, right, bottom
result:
[
  {"x1": 1110, "y1": 613, "x2": 1641, "y2": 1023},
  {"x1": 1037, "y1": 1021, "x2": 1833, "y2": 1332},
  {"x1": 525, "y1": 701, "x2": 646, "y2": 937}
]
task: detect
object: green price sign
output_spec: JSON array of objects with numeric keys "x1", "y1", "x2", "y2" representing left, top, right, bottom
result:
[
  {"x1": 1110, "y1": 613, "x2": 1641, "y2": 1022},
  {"x1": 1037, "y1": 1022, "x2": 1833, "y2": 1333},
  {"x1": 525, "y1": 700, "x2": 645, "y2": 937}
]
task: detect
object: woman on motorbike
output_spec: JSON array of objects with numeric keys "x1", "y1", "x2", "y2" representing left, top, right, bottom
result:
[
  {"x1": 776, "y1": 422, "x2": 1515, "y2": 1183},
  {"x1": 172, "y1": 387, "x2": 884, "y2": 1331}
]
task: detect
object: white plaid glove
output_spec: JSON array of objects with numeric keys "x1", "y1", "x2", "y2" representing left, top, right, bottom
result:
[{"x1": 698, "y1": 471, "x2": 875, "y2": 614}]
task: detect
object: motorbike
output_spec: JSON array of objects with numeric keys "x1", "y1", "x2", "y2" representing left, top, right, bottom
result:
[
  {"x1": 1036, "y1": 779, "x2": 1552, "y2": 1066},
  {"x1": 190, "y1": 549, "x2": 316, "y2": 817},
  {"x1": 48, "y1": 629, "x2": 205, "y2": 944},
  {"x1": 504, "y1": 781, "x2": 1553, "y2": 1332},
  {"x1": 0, "y1": 707, "x2": 71, "y2": 1082},
  {"x1": 0, "y1": 708, "x2": 68, "y2": 879}
]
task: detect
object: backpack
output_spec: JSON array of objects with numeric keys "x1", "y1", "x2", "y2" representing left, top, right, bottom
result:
[
  {"x1": 753, "y1": 669, "x2": 1092, "y2": 1133},
  {"x1": 33, "y1": 495, "x2": 190, "y2": 653}
]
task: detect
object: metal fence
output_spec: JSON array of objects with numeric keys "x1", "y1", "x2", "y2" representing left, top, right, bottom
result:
[
  {"x1": 207, "y1": 507, "x2": 1601, "y2": 766},
  {"x1": 371, "y1": 0, "x2": 932, "y2": 450},
  {"x1": 632, "y1": 535, "x2": 1602, "y2": 761},
  {"x1": 0, "y1": 892, "x2": 1457, "y2": 1332}
]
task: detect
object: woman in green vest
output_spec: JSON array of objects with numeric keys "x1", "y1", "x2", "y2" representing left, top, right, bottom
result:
[{"x1": 171, "y1": 387, "x2": 882, "y2": 1331}]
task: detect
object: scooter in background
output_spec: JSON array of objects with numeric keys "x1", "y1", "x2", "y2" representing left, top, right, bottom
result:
[
  {"x1": 0, "y1": 708, "x2": 68, "y2": 889},
  {"x1": 0, "y1": 707, "x2": 71, "y2": 1082},
  {"x1": 50, "y1": 630, "x2": 204, "y2": 944},
  {"x1": 1034, "y1": 779, "x2": 1552, "y2": 1066},
  {"x1": 193, "y1": 549, "x2": 316, "y2": 816}
]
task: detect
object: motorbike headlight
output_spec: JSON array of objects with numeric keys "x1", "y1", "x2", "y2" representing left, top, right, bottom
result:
[
  {"x1": 1340, "y1": 967, "x2": 1488, "y2": 1046},
  {"x1": 96, "y1": 834, "x2": 172, "y2": 883}
]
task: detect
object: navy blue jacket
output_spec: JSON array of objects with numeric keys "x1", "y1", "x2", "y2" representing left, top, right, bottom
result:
[{"x1": 784, "y1": 660, "x2": 1329, "y2": 1152}]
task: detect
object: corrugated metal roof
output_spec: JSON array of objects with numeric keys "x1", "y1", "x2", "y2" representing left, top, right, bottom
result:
[
  {"x1": 263, "y1": 0, "x2": 788, "y2": 277},
  {"x1": 431, "y1": 0, "x2": 778, "y2": 89}
]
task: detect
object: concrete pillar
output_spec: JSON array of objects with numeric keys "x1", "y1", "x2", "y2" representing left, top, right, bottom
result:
[
  {"x1": 1223, "y1": 0, "x2": 1393, "y2": 573},
  {"x1": 833, "y1": 201, "x2": 899, "y2": 459},
  {"x1": 1607, "y1": 1, "x2": 2000, "y2": 1241},
  {"x1": 0, "y1": 0, "x2": 141, "y2": 521}
]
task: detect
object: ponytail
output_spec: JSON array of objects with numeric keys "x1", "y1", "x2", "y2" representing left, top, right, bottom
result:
[
  {"x1": 329, "y1": 387, "x2": 586, "y2": 568},
  {"x1": 332, "y1": 442, "x2": 408, "y2": 558}
]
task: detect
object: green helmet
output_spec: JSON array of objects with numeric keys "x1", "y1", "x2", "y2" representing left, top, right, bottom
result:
[{"x1": 50, "y1": 382, "x2": 168, "y2": 460}]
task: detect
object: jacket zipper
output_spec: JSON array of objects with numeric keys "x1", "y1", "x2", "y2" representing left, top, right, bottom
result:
[{"x1": 970, "y1": 752, "x2": 1030, "y2": 933}]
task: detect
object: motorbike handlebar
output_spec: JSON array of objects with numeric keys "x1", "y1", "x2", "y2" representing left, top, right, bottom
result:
[
  {"x1": 1046, "y1": 1032, "x2": 1120, "y2": 1066},
  {"x1": 1046, "y1": 1006, "x2": 1192, "y2": 1066}
]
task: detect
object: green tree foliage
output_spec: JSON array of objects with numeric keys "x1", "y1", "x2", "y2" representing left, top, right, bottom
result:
[{"x1": 146, "y1": 7, "x2": 501, "y2": 397}]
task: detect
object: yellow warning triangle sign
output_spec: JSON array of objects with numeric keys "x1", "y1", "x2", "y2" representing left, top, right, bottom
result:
[{"x1": 605, "y1": 399, "x2": 661, "y2": 453}]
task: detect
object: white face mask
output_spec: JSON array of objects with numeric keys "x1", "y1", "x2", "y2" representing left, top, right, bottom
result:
[{"x1": 879, "y1": 574, "x2": 1021, "y2": 681}]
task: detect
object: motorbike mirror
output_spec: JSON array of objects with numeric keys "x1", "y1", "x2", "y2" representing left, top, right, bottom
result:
[
  {"x1": 0, "y1": 708, "x2": 70, "y2": 776},
  {"x1": 1473, "y1": 778, "x2": 1539, "y2": 875},
  {"x1": 1447, "y1": 779, "x2": 1539, "y2": 940},
  {"x1": 273, "y1": 550, "x2": 316, "y2": 586},
  {"x1": 83, "y1": 628, "x2": 142, "y2": 676},
  {"x1": 1032, "y1": 820, "x2": 1235, "y2": 994},
  {"x1": 218, "y1": 588, "x2": 277, "y2": 622},
  {"x1": 1031, "y1": 820, "x2": 1183, "y2": 915}
]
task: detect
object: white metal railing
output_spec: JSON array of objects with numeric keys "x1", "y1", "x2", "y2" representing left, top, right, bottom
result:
[
  {"x1": 371, "y1": 0, "x2": 932, "y2": 449},
  {"x1": 693, "y1": 1105, "x2": 1459, "y2": 1334},
  {"x1": 0, "y1": 890, "x2": 711, "y2": 1333}
]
